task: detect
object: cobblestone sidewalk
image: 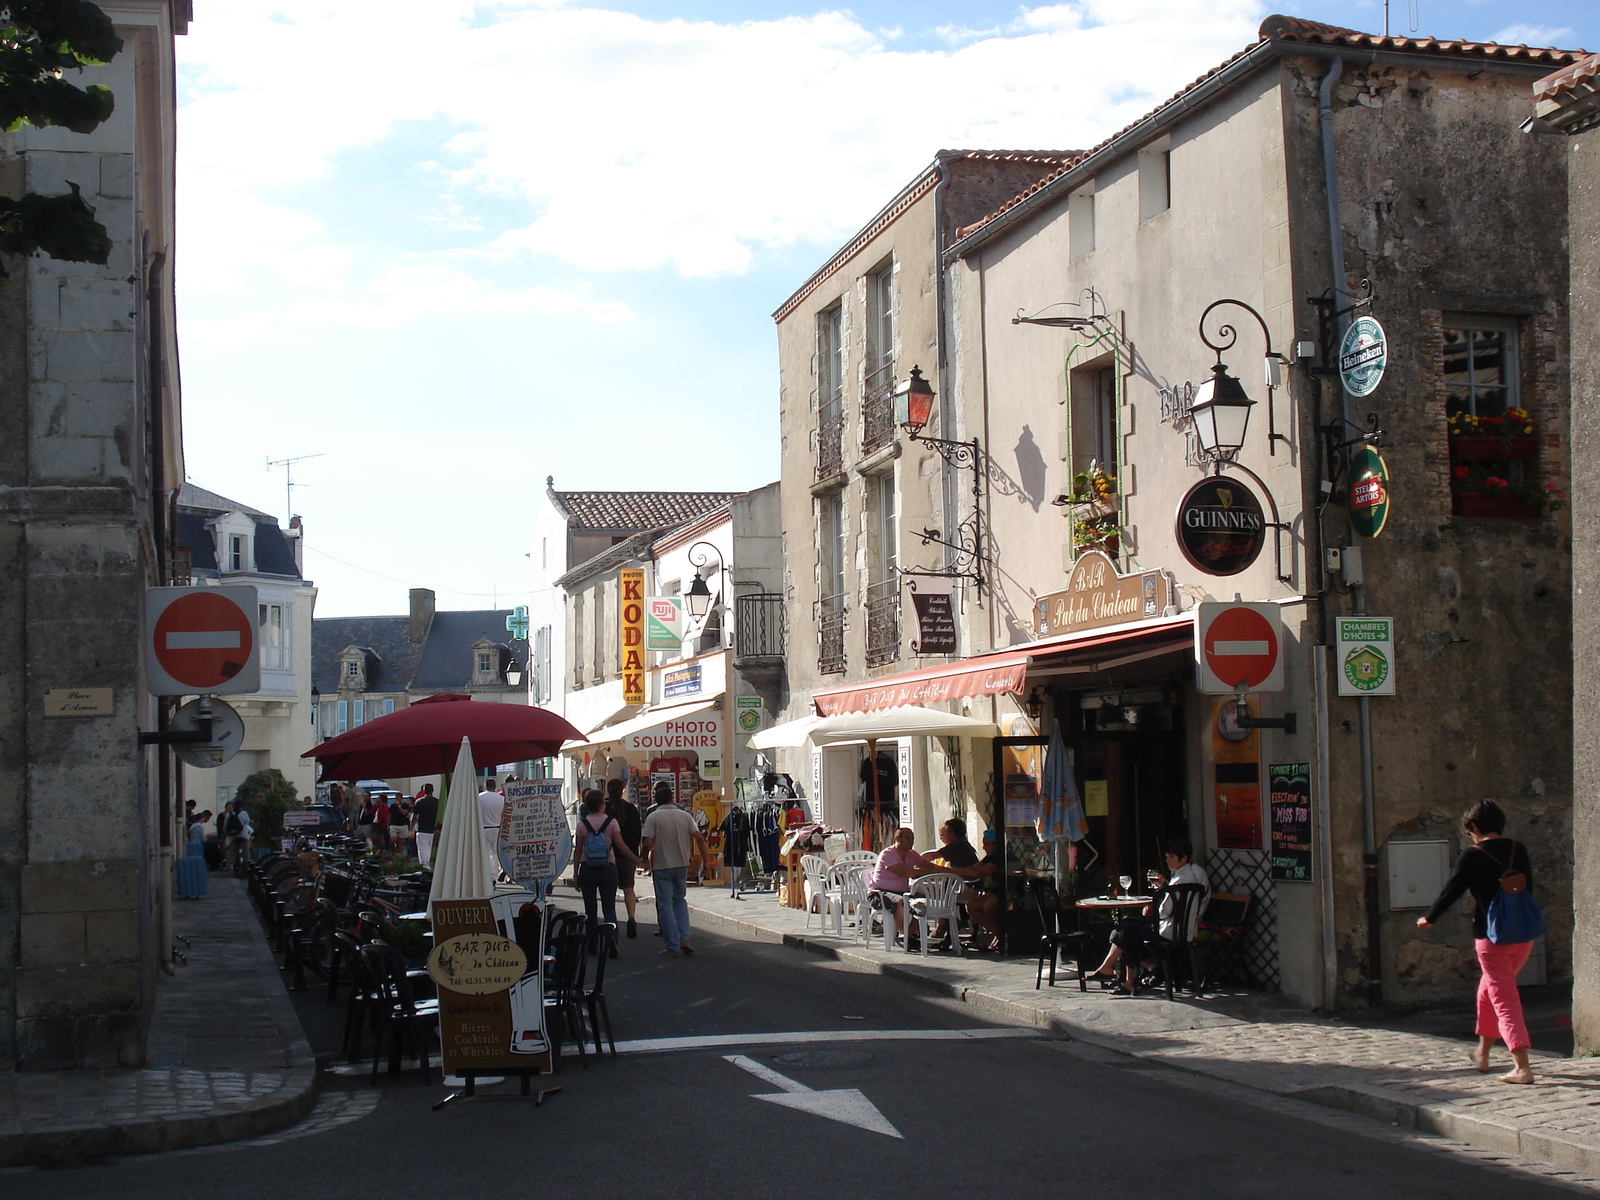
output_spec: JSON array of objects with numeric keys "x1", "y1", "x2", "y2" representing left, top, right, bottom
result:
[
  {"x1": 0, "y1": 876, "x2": 317, "y2": 1167},
  {"x1": 685, "y1": 886, "x2": 1600, "y2": 1180}
]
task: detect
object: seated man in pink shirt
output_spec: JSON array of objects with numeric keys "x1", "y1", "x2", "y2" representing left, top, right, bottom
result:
[{"x1": 865, "y1": 826, "x2": 926, "y2": 944}]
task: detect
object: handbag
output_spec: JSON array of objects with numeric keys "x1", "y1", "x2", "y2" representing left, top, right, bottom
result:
[{"x1": 1481, "y1": 840, "x2": 1545, "y2": 945}]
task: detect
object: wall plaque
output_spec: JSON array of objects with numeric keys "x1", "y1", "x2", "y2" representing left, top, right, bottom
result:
[
  {"x1": 909, "y1": 585, "x2": 957, "y2": 654},
  {"x1": 1175, "y1": 476, "x2": 1267, "y2": 576},
  {"x1": 44, "y1": 688, "x2": 114, "y2": 717},
  {"x1": 1034, "y1": 550, "x2": 1173, "y2": 637}
]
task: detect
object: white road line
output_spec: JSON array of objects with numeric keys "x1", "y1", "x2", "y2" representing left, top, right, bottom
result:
[
  {"x1": 724, "y1": 1054, "x2": 811, "y2": 1092},
  {"x1": 612, "y1": 1027, "x2": 1037, "y2": 1056}
]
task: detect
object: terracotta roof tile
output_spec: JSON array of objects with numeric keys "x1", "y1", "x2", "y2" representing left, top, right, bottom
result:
[
  {"x1": 554, "y1": 491, "x2": 738, "y2": 533},
  {"x1": 1535, "y1": 51, "x2": 1600, "y2": 101},
  {"x1": 954, "y1": 15, "x2": 1588, "y2": 248}
]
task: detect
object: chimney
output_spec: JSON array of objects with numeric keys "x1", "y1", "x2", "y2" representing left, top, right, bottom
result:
[
  {"x1": 286, "y1": 515, "x2": 303, "y2": 572},
  {"x1": 409, "y1": 588, "x2": 435, "y2": 643}
]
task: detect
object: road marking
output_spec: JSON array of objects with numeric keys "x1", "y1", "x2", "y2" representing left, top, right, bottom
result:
[
  {"x1": 613, "y1": 1026, "x2": 1037, "y2": 1056},
  {"x1": 725, "y1": 1054, "x2": 903, "y2": 1138}
]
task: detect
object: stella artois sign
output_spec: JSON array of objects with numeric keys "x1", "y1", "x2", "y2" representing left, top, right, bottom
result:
[{"x1": 1035, "y1": 550, "x2": 1175, "y2": 637}]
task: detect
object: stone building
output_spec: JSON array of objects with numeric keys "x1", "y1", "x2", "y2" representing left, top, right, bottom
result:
[
  {"x1": 1532, "y1": 50, "x2": 1600, "y2": 1053},
  {"x1": 0, "y1": 2, "x2": 187, "y2": 1068},
  {"x1": 174, "y1": 484, "x2": 318, "y2": 809},
  {"x1": 768, "y1": 151, "x2": 1075, "y2": 844},
  {"x1": 310, "y1": 588, "x2": 528, "y2": 793},
  {"x1": 772, "y1": 16, "x2": 1582, "y2": 1011}
]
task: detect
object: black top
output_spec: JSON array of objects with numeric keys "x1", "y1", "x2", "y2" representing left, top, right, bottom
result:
[
  {"x1": 412, "y1": 795, "x2": 439, "y2": 833},
  {"x1": 928, "y1": 839, "x2": 979, "y2": 869},
  {"x1": 1424, "y1": 837, "x2": 1534, "y2": 938},
  {"x1": 612, "y1": 799, "x2": 643, "y2": 853}
]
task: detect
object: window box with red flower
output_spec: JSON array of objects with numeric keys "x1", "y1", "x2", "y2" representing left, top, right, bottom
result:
[
  {"x1": 1450, "y1": 462, "x2": 1563, "y2": 518},
  {"x1": 1446, "y1": 408, "x2": 1540, "y2": 461}
]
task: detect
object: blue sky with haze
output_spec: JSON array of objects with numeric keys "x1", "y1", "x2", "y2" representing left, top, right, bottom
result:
[{"x1": 172, "y1": 1, "x2": 1596, "y2": 616}]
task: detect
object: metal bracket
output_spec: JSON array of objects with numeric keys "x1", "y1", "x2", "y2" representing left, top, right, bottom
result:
[
  {"x1": 139, "y1": 695, "x2": 215, "y2": 745},
  {"x1": 1232, "y1": 689, "x2": 1298, "y2": 735}
]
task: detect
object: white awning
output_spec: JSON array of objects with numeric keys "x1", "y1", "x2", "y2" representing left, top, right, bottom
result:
[
  {"x1": 747, "y1": 715, "x2": 824, "y2": 750},
  {"x1": 563, "y1": 697, "x2": 722, "y2": 755},
  {"x1": 808, "y1": 705, "x2": 1000, "y2": 746}
]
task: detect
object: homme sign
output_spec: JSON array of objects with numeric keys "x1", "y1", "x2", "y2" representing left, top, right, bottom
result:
[{"x1": 146, "y1": 586, "x2": 260, "y2": 696}]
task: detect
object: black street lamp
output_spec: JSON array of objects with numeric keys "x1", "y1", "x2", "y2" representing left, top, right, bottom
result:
[
  {"x1": 1189, "y1": 361, "x2": 1256, "y2": 459},
  {"x1": 890, "y1": 366, "x2": 987, "y2": 597},
  {"x1": 684, "y1": 542, "x2": 724, "y2": 618}
]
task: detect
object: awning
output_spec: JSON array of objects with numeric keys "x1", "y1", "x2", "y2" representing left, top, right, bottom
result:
[
  {"x1": 809, "y1": 706, "x2": 999, "y2": 746},
  {"x1": 748, "y1": 714, "x2": 824, "y2": 750},
  {"x1": 811, "y1": 611, "x2": 1194, "y2": 715},
  {"x1": 563, "y1": 696, "x2": 722, "y2": 755}
]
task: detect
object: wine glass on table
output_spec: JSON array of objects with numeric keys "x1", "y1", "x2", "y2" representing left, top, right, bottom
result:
[{"x1": 1118, "y1": 874, "x2": 1133, "y2": 898}]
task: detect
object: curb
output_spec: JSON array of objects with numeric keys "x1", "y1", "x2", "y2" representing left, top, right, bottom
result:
[
  {"x1": 1, "y1": 881, "x2": 320, "y2": 1168},
  {"x1": 687, "y1": 900, "x2": 1600, "y2": 1179}
]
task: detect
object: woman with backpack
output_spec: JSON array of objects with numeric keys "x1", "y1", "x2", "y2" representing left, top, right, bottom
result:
[
  {"x1": 576, "y1": 788, "x2": 641, "y2": 958},
  {"x1": 1418, "y1": 800, "x2": 1544, "y2": 1085}
]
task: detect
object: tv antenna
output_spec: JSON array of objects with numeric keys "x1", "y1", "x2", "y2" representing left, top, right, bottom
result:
[
  {"x1": 265, "y1": 453, "x2": 325, "y2": 525},
  {"x1": 1382, "y1": 0, "x2": 1420, "y2": 37}
]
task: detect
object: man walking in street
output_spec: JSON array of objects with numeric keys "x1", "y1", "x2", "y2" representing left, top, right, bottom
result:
[
  {"x1": 479, "y1": 777, "x2": 505, "y2": 876},
  {"x1": 222, "y1": 799, "x2": 253, "y2": 872},
  {"x1": 607, "y1": 777, "x2": 644, "y2": 938},
  {"x1": 413, "y1": 783, "x2": 440, "y2": 865},
  {"x1": 642, "y1": 782, "x2": 706, "y2": 956}
]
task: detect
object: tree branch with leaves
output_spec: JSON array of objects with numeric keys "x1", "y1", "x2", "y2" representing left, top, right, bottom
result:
[{"x1": 0, "y1": 0, "x2": 123, "y2": 280}]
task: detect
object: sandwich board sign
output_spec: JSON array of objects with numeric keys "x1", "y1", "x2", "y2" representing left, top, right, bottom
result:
[
  {"x1": 1336, "y1": 617, "x2": 1395, "y2": 695},
  {"x1": 1195, "y1": 601, "x2": 1285, "y2": 694},
  {"x1": 146, "y1": 586, "x2": 260, "y2": 696}
]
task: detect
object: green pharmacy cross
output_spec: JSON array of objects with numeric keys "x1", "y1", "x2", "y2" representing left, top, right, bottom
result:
[{"x1": 506, "y1": 605, "x2": 530, "y2": 641}]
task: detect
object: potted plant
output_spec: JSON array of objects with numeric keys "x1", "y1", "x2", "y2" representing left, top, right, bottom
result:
[
  {"x1": 1065, "y1": 462, "x2": 1122, "y2": 556},
  {"x1": 1447, "y1": 407, "x2": 1540, "y2": 461},
  {"x1": 1451, "y1": 464, "x2": 1564, "y2": 518}
]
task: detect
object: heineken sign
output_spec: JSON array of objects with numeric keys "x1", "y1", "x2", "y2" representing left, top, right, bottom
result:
[
  {"x1": 1336, "y1": 616, "x2": 1395, "y2": 696},
  {"x1": 1175, "y1": 476, "x2": 1267, "y2": 576},
  {"x1": 1339, "y1": 316, "x2": 1388, "y2": 397},
  {"x1": 1347, "y1": 443, "x2": 1390, "y2": 539}
]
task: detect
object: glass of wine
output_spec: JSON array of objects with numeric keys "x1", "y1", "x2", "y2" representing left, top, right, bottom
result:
[{"x1": 1118, "y1": 874, "x2": 1134, "y2": 897}]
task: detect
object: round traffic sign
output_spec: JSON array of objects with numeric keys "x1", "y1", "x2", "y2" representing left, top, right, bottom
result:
[
  {"x1": 169, "y1": 697, "x2": 245, "y2": 769},
  {"x1": 153, "y1": 591, "x2": 255, "y2": 690},
  {"x1": 1203, "y1": 606, "x2": 1280, "y2": 690}
]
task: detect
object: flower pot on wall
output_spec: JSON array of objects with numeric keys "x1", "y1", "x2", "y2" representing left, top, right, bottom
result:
[
  {"x1": 1454, "y1": 492, "x2": 1540, "y2": 518},
  {"x1": 1449, "y1": 434, "x2": 1538, "y2": 461}
]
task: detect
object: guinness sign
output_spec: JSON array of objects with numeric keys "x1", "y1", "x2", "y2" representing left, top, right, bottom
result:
[{"x1": 1175, "y1": 476, "x2": 1266, "y2": 576}]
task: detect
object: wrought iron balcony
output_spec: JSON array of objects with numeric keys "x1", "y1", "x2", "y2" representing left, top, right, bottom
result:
[
  {"x1": 735, "y1": 593, "x2": 787, "y2": 662},
  {"x1": 862, "y1": 360, "x2": 896, "y2": 454},
  {"x1": 864, "y1": 578, "x2": 901, "y2": 667},
  {"x1": 818, "y1": 595, "x2": 847, "y2": 675},
  {"x1": 817, "y1": 394, "x2": 844, "y2": 480}
]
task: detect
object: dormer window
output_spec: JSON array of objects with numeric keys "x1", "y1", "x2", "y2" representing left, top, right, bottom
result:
[
  {"x1": 228, "y1": 534, "x2": 246, "y2": 571},
  {"x1": 339, "y1": 646, "x2": 368, "y2": 692},
  {"x1": 469, "y1": 636, "x2": 505, "y2": 687},
  {"x1": 477, "y1": 652, "x2": 494, "y2": 674},
  {"x1": 346, "y1": 661, "x2": 358, "y2": 679}
]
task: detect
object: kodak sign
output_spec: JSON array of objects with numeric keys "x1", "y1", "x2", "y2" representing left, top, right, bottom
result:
[{"x1": 620, "y1": 568, "x2": 645, "y2": 705}]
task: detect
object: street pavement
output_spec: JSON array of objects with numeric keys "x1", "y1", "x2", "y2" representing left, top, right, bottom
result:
[{"x1": 2, "y1": 882, "x2": 1595, "y2": 1199}]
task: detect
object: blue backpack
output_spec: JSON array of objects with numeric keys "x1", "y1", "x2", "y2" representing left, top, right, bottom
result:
[
  {"x1": 1482, "y1": 841, "x2": 1544, "y2": 945},
  {"x1": 583, "y1": 815, "x2": 614, "y2": 866}
]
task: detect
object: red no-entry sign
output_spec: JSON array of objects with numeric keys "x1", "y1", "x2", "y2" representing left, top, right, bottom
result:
[
  {"x1": 1195, "y1": 601, "x2": 1285, "y2": 694},
  {"x1": 146, "y1": 586, "x2": 260, "y2": 696}
]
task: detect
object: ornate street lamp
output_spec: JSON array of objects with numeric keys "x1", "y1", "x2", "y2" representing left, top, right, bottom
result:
[
  {"x1": 891, "y1": 366, "x2": 987, "y2": 597},
  {"x1": 1188, "y1": 361, "x2": 1255, "y2": 459},
  {"x1": 684, "y1": 542, "x2": 724, "y2": 618}
]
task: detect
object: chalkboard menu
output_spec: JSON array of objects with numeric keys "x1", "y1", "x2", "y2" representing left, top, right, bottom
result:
[
  {"x1": 910, "y1": 589, "x2": 957, "y2": 655},
  {"x1": 1268, "y1": 762, "x2": 1312, "y2": 882}
]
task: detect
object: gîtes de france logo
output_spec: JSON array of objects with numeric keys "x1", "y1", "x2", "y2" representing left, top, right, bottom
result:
[
  {"x1": 1342, "y1": 643, "x2": 1390, "y2": 692},
  {"x1": 1339, "y1": 316, "x2": 1388, "y2": 398}
]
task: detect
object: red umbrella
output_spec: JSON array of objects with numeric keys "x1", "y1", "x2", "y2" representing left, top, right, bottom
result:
[{"x1": 303, "y1": 693, "x2": 582, "y2": 780}]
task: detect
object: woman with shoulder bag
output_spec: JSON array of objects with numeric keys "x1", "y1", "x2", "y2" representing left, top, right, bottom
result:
[{"x1": 1417, "y1": 800, "x2": 1544, "y2": 1084}]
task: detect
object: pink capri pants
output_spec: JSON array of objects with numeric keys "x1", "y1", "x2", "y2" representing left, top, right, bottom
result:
[{"x1": 1475, "y1": 938, "x2": 1532, "y2": 1051}]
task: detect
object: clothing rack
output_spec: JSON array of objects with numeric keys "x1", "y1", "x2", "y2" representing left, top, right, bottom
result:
[{"x1": 723, "y1": 798, "x2": 789, "y2": 898}]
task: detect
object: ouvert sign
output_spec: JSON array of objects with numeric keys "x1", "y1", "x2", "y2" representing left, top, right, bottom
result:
[{"x1": 1035, "y1": 550, "x2": 1174, "y2": 637}]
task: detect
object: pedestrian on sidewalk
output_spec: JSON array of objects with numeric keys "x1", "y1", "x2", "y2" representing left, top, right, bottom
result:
[
  {"x1": 222, "y1": 799, "x2": 253, "y2": 872},
  {"x1": 642, "y1": 781, "x2": 707, "y2": 957},
  {"x1": 576, "y1": 788, "x2": 641, "y2": 957},
  {"x1": 607, "y1": 777, "x2": 644, "y2": 938},
  {"x1": 1418, "y1": 800, "x2": 1540, "y2": 1085},
  {"x1": 413, "y1": 784, "x2": 439, "y2": 865}
]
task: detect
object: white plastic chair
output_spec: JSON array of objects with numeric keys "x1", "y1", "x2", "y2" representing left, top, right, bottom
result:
[
  {"x1": 906, "y1": 873, "x2": 965, "y2": 956},
  {"x1": 857, "y1": 873, "x2": 899, "y2": 952},
  {"x1": 835, "y1": 850, "x2": 878, "y2": 867},
  {"x1": 800, "y1": 854, "x2": 833, "y2": 929},
  {"x1": 829, "y1": 862, "x2": 869, "y2": 937}
]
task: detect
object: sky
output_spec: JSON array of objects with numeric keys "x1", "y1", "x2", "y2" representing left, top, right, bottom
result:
[{"x1": 172, "y1": 0, "x2": 1599, "y2": 618}]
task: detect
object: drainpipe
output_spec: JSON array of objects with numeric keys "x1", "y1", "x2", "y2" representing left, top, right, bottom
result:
[
  {"x1": 932, "y1": 154, "x2": 963, "y2": 647},
  {"x1": 1320, "y1": 57, "x2": 1383, "y2": 1006}
]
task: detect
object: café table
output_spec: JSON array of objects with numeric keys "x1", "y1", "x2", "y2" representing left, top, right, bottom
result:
[{"x1": 1075, "y1": 895, "x2": 1153, "y2": 926}]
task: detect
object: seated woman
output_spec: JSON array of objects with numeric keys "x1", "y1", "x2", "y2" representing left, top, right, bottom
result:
[
  {"x1": 1084, "y1": 837, "x2": 1210, "y2": 989},
  {"x1": 942, "y1": 829, "x2": 1003, "y2": 950}
]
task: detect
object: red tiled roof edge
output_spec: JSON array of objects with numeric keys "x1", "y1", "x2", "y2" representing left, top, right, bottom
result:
[
  {"x1": 771, "y1": 150, "x2": 1078, "y2": 325},
  {"x1": 1535, "y1": 51, "x2": 1600, "y2": 102},
  {"x1": 951, "y1": 15, "x2": 1588, "y2": 252}
]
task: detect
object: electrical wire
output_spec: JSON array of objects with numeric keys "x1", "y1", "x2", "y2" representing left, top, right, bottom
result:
[{"x1": 306, "y1": 545, "x2": 548, "y2": 599}]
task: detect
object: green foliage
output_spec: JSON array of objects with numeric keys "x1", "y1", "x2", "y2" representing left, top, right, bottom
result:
[
  {"x1": 0, "y1": 181, "x2": 110, "y2": 276},
  {"x1": 0, "y1": 0, "x2": 121, "y2": 279},
  {"x1": 234, "y1": 768, "x2": 297, "y2": 840}
]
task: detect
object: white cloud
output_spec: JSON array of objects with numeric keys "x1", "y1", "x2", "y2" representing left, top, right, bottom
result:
[
  {"x1": 177, "y1": 1, "x2": 1266, "y2": 282},
  {"x1": 1490, "y1": 23, "x2": 1576, "y2": 47}
]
